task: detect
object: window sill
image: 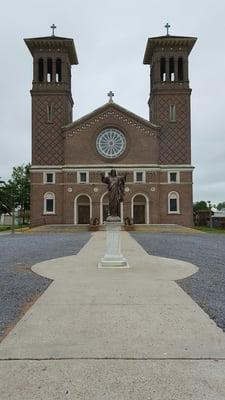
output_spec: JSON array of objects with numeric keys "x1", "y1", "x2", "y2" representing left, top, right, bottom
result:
[
  {"x1": 134, "y1": 181, "x2": 145, "y2": 184},
  {"x1": 168, "y1": 212, "x2": 181, "y2": 215},
  {"x1": 43, "y1": 213, "x2": 56, "y2": 216}
]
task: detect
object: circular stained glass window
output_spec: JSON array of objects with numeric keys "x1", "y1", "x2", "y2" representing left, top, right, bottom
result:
[{"x1": 96, "y1": 128, "x2": 126, "y2": 159}]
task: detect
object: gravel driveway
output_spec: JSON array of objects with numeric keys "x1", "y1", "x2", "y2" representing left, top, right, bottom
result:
[
  {"x1": 131, "y1": 232, "x2": 225, "y2": 332},
  {"x1": 0, "y1": 232, "x2": 90, "y2": 339}
]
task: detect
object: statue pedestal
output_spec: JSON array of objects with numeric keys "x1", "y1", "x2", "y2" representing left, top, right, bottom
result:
[{"x1": 98, "y1": 221, "x2": 129, "y2": 268}]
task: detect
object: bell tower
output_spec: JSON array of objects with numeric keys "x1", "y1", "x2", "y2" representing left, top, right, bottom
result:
[
  {"x1": 25, "y1": 26, "x2": 78, "y2": 165},
  {"x1": 143, "y1": 27, "x2": 196, "y2": 164}
]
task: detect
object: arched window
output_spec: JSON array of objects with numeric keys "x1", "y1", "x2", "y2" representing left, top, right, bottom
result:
[
  {"x1": 169, "y1": 57, "x2": 175, "y2": 81},
  {"x1": 169, "y1": 104, "x2": 176, "y2": 122},
  {"x1": 178, "y1": 57, "x2": 184, "y2": 81},
  {"x1": 47, "y1": 58, "x2": 53, "y2": 82},
  {"x1": 38, "y1": 58, "x2": 44, "y2": 82},
  {"x1": 168, "y1": 191, "x2": 180, "y2": 214},
  {"x1": 44, "y1": 192, "x2": 55, "y2": 214},
  {"x1": 46, "y1": 104, "x2": 53, "y2": 123},
  {"x1": 56, "y1": 58, "x2": 62, "y2": 82},
  {"x1": 160, "y1": 57, "x2": 166, "y2": 82}
]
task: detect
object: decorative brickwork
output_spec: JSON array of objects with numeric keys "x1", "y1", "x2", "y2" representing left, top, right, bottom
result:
[
  {"x1": 63, "y1": 103, "x2": 159, "y2": 165},
  {"x1": 67, "y1": 108, "x2": 157, "y2": 138},
  {"x1": 32, "y1": 95, "x2": 68, "y2": 165},
  {"x1": 152, "y1": 93, "x2": 191, "y2": 164}
]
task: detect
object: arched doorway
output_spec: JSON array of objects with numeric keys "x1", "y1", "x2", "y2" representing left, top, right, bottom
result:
[
  {"x1": 100, "y1": 192, "x2": 123, "y2": 224},
  {"x1": 75, "y1": 195, "x2": 91, "y2": 224},
  {"x1": 132, "y1": 194, "x2": 148, "y2": 224},
  {"x1": 102, "y1": 193, "x2": 109, "y2": 223}
]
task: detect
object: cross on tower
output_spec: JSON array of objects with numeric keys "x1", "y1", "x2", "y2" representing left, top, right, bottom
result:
[
  {"x1": 107, "y1": 91, "x2": 114, "y2": 103},
  {"x1": 51, "y1": 24, "x2": 57, "y2": 36},
  {"x1": 164, "y1": 23, "x2": 171, "y2": 36}
]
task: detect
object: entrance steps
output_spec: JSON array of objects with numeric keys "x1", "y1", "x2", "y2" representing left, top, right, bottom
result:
[
  {"x1": 98, "y1": 224, "x2": 199, "y2": 234},
  {"x1": 29, "y1": 224, "x2": 90, "y2": 233},
  {"x1": 28, "y1": 224, "x2": 199, "y2": 234},
  {"x1": 132, "y1": 224, "x2": 200, "y2": 234}
]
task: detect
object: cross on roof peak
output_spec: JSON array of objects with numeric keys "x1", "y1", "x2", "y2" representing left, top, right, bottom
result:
[
  {"x1": 164, "y1": 22, "x2": 171, "y2": 36},
  {"x1": 107, "y1": 91, "x2": 114, "y2": 103},
  {"x1": 51, "y1": 24, "x2": 57, "y2": 36}
]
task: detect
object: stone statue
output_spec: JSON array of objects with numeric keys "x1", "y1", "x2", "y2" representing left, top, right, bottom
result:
[{"x1": 101, "y1": 169, "x2": 127, "y2": 220}]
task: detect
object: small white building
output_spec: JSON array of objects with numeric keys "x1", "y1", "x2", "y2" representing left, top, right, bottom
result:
[
  {"x1": 0, "y1": 214, "x2": 13, "y2": 226},
  {"x1": 212, "y1": 208, "x2": 225, "y2": 228}
]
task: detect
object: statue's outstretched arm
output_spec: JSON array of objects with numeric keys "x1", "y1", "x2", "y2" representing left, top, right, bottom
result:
[{"x1": 101, "y1": 174, "x2": 110, "y2": 184}]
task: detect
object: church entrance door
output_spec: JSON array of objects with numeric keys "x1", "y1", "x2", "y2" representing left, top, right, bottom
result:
[
  {"x1": 133, "y1": 195, "x2": 146, "y2": 224},
  {"x1": 102, "y1": 193, "x2": 110, "y2": 222},
  {"x1": 103, "y1": 204, "x2": 109, "y2": 222},
  {"x1": 76, "y1": 195, "x2": 90, "y2": 224}
]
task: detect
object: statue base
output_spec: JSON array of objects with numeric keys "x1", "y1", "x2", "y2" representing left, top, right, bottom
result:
[
  {"x1": 98, "y1": 221, "x2": 129, "y2": 268},
  {"x1": 106, "y1": 215, "x2": 121, "y2": 222}
]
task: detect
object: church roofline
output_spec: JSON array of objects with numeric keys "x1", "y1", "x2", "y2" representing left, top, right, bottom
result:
[
  {"x1": 143, "y1": 35, "x2": 197, "y2": 64},
  {"x1": 62, "y1": 102, "x2": 160, "y2": 131},
  {"x1": 24, "y1": 36, "x2": 78, "y2": 65}
]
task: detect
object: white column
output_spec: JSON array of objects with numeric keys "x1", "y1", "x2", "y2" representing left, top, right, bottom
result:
[{"x1": 98, "y1": 222, "x2": 129, "y2": 268}]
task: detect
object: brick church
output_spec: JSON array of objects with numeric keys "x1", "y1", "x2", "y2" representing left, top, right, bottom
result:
[{"x1": 25, "y1": 27, "x2": 196, "y2": 227}]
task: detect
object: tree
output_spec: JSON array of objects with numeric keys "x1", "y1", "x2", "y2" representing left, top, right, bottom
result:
[
  {"x1": 217, "y1": 202, "x2": 225, "y2": 211},
  {"x1": 0, "y1": 164, "x2": 31, "y2": 223},
  {"x1": 193, "y1": 201, "x2": 208, "y2": 212},
  {"x1": 0, "y1": 183, "x2": 15, "y2": 215}
]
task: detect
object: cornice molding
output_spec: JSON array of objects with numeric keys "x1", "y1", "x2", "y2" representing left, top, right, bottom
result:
[{"x1": 31, "y1": 164, "x2": 194, "y2": 172}]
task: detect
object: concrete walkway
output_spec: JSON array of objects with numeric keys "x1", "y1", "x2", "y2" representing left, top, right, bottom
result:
[{"x1": 0, "y1": 232, "x2": 225, "y2": 399}]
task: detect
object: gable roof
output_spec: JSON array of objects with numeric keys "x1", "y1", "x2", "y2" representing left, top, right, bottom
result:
[{"x1": 62, "y1": 102, "x2": 159, "y2": 131}]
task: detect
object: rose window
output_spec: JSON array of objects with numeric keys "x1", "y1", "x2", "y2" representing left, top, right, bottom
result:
[{"x1": 96, "y1": 128, "x2": 126, "y2": 159}]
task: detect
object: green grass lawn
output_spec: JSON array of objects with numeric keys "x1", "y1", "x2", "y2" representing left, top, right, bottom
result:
[
  {"x1": 194, "y1": 226, "x2": 225, "y2": 234},
  {"x1": 0, "y1": 226, "x2": 11, "y2": 232},
  {"x1": 0, "y1": 225, "x2": 30, "y2": 232}
]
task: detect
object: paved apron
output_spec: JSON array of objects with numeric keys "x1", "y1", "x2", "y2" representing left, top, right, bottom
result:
[{"x1": 0, "y1": 232, "x2": 225, "y2": 399}]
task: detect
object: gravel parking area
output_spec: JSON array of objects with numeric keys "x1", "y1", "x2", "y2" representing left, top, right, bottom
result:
[
  {"x1": 0, "y1": 232, "x2": 90, "y2": 339},
  {"x1": 131, "y1": 232, "x2": 225, "y2": 332},
  {"x1": 1, "y1": 231, "x2": 225, "y2": 341}
]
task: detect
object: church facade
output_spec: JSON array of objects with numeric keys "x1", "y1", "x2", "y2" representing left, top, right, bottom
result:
[{"x1": 25, "y1": 30, "x2": 196, "y2": 227}]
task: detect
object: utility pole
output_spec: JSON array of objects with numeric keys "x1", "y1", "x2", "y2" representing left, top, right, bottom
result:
[
  {"x1": 11, "y1": 192, "x2": 15, "y2": 234},
  {"x1": 207, "y1": 200, "x2": 213, "y2": 229}
]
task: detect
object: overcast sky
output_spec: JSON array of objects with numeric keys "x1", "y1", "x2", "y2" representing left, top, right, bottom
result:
[{"x1": 0, "y1": 0, "x2": 225, "y2": 204}]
